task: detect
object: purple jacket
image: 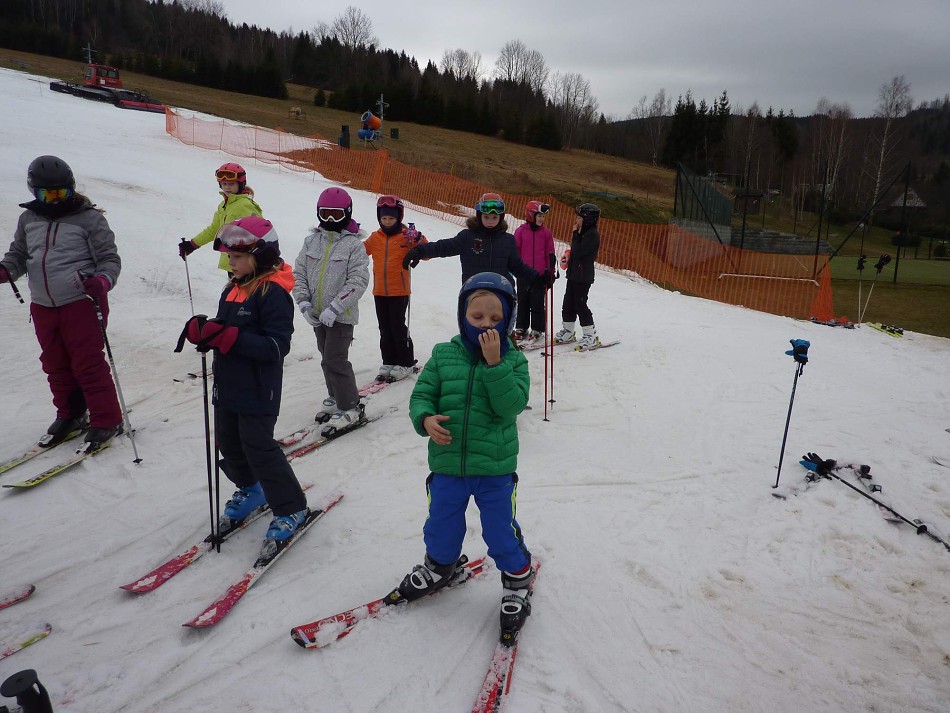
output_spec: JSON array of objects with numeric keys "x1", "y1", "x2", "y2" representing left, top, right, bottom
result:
[{"x1": 513, "y1": 223, "x2": 555, "y2": 273}]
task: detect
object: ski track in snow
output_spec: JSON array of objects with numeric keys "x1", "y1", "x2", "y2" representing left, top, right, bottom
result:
[{"x1": 1, "y1": 67, "x2": 949, "y2": 712}]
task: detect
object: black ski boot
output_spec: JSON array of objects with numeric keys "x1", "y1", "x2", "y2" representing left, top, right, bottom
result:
[
  {"x1": 38, "y1": 414, "x2": 89, "y2": 448},
  {"x1": 500, "y1": 566, "x2": 535, "y2": 647},
  {"x1": 391, "y1": 554, "x2": 458, "y2": 603},
  {"x1": 82, "y1": 424, "x2": 124, "y2": 451}
]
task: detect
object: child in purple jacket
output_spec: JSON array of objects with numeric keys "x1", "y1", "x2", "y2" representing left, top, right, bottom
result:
[{"x1": 512, "y1": 200, "x2": 555, "y2": 343}]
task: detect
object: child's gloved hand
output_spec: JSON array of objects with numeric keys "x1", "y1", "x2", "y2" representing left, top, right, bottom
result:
[
  {"x1": 318, "y1": 298, "x2": 345, "y2": 327},
  {"x1": 199, "y1": 320, "x2": 239, "y2": 354},
  {"x1": 179, "y1": 239, "x2": 198, "y2": 260},
  {"x1": 402, "y1": 248, "x2": 422, "y2": 269}
]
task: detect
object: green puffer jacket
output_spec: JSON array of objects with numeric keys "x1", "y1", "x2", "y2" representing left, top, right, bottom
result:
[
  {"x1": 409, "y1": 336, "x2": 529, "y2": 476},
  {"x1": 192, "y1": 191, "x2": 263, "y2": 271}
]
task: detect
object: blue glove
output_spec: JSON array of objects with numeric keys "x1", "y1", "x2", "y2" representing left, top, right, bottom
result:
[
  {"x1": 800, "y1": 452, "x2": 835, "y2": 476},
  {"x1": 785, "y1": 339, "x2": 810, "y2": 364}
]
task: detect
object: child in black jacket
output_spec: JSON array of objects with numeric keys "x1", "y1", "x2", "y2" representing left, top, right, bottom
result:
[
  {"x1": 554, "y1": 203, "x2": 601, "y2": 348},
  {"x1": 181, "y1": 216, "x2": 308, "y2": 554}
]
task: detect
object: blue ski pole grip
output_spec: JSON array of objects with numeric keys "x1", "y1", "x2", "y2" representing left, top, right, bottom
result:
[{"x1": 785, "y1": 339, "x2": 810, "y2": 364}]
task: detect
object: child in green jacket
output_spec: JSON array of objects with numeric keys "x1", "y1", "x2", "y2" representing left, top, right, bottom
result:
[
  {"x1": 178, "y1": 162, "x2": 262, "y2": 272},
  {"x1": 395, "y1": 272, "x2": 535, "y2": 643}
]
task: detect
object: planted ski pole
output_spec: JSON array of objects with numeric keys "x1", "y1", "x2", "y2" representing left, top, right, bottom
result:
[
  {"x1": 9, "y1": 280, "x2": 24, "y2": 304},
  {"x1": 90, "y1": 296, "x2": 142, "y2": 464},
  {"x1": 856, "y1": 255, "x2": 866, "y2": 322},
  {"x1": 773, "y1": 339, "x2": 810, "y2": 489},
  {"x1": 859, "y1": 254, "x2": 891, "y2": 323},
  {"x1": 180, "y1": 239, "x2": 196, "y2": 317},
  {"x1": 174, "y1": 315, "x2": 219, "y2": 549}
]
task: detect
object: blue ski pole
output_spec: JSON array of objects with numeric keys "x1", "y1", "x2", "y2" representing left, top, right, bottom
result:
[{"x1": 773, "y1": 339, "x2": 810, "y2": 489}]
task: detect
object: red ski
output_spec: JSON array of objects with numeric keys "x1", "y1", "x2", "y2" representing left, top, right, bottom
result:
[
  {"x1": 183, "y1": 492, "x2": 343, "y2": 628},
  {"x1": 0, "y1": 585, "x2": 36, "y2": 611},
  {"x1": 291, "y1": 556, "x2": 490, "y2": 649}
]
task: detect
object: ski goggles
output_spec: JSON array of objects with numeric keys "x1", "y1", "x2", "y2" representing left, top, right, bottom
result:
[
  {"x1": 376, "y1": 195, "x2": 403, "y2": 209},
  {"x1": 35, "y1": 187, "x2": 72, "y2": 203},
  {"x1": 318, "y1": 207, "x2": 348, "y2": 222},
  {"x1": 532, "y1": 203, "x2": 551, "y2": 215},
  {"x1": 212, "y1": 222, "x2": 264, "y2": 252},
  {"x1": 477, "y1": 199, "x2": 505, "y2": 215},
  {"x1": 215, "y1": 169, "x2": 242, "y2": 182}
]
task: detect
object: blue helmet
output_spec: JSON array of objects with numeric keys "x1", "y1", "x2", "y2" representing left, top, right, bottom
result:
[{"x1": 458, "y1": 272, "x2": 516, "y2": 336}]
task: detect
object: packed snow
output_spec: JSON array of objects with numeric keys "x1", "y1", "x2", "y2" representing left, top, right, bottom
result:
[{"x1": 0, "y1": 68, "x2": 948, "y2": 713}]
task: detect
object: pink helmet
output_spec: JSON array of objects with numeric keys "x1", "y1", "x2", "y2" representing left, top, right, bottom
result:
[
  {"x1": 317, "y1": 187, "x2": 353, "y2": 229},
  {"x1": 524, "y1": 200, "x2": 551, "y2": 223},
  {"x1": 213, "y1": 216, "x2": 281, "y2": 270},
  {"x1": 215, "y1": 162, "x2": 246, "y2": 186}
]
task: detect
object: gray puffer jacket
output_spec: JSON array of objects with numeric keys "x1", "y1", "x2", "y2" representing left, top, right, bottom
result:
[
  {"x1": 292, "y1": 226, "x2": 369, "y2": 325},
  {"x1": 2, "y1": 198, "x2": 121, "y2": 307}
]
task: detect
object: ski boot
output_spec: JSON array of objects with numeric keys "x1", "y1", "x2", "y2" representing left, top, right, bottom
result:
[
  {"x1": 320, "y1": 403, "x2": 365, "y2": 438},
  {"x1": 387, "y1": 365, "x2": 413, "y2": 382},
  {"x1": 222, "y1": 483, "x2": 267, "y2": 523},
  {"x1": 257, "y1": 508, "x2": 310, "y2": 565},
  {"x1": 81, "y1": 423, "x2": 123, "y2": 453},
  {"x1": 576, "y1": 324, "x2": 600, "y2": 350},
  {"x1": 376, "y1": 365, "x2": 394, "y2": 382},
  {"x1": 314, "y1": 397, "x2": 338, "y2": 424},
  {"x1": 387, "y1": 554, "x2": 459, "y2": 604},
  {"x1": 38, "y1": 413, "x2": 88, "y2": 448},
  {"x1": 499, "y1": 565, "x2": 535, "y2": 647},
  {"x1": 554, "y1": 322, "x2": 576, "y2": 344}
]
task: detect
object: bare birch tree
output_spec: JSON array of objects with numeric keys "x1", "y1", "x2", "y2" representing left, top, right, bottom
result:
[
  {"x1": 865, "y1": 75, "x2": 912, "y2": 222},
  {"x1": 550, "y1": 71, "x2": 598, "y2": 149},
  {"x1": 631, "y1": 88, "x2": 672, "y2": 165},
  {"x1": 494, "y1": 39, "x2": 548, "y2": 93},
  {"x1": 440, "y1": 49, "x2": 484, "y2": 82},
  {"x1": 331, "y1": 6, "x2": 377, "y2": 49}
]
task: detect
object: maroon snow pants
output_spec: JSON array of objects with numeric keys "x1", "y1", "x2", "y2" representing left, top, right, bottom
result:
[{"x1": 30, "y1": 298, "x2": 121, "y2": 429}]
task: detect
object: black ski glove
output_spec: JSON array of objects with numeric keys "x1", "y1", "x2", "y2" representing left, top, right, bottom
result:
[
  {"x1": 800, "y1": 452, "x2": 836, "y2": 476},
  {"x1": 402, "y1": 248, "x2": 422, "y2": 270}
]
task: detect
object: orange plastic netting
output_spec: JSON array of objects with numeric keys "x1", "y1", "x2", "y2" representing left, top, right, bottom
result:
[{"x1": 166, "y1": 110, "x2": 834, "y2": 321}]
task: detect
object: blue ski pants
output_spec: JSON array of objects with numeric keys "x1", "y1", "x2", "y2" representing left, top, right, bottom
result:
[{"x1": 423, "y1": 472, "x2": 531, "y2": 574}]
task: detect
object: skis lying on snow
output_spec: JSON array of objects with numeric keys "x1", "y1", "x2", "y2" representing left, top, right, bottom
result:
[
  {"x1": 280, "y1": 407, "x2": 396, "y2": 461},
  {"x1": 0, "y1": 585, "x2": 35, "y2": 611},
  {"x1": 290, "y1": 555, "x2": 491, "y2": 649},
  {"x1": 472, "y1": 559, "x2": 541, "y2": 713},
  {"x1": 2, "y1": 440, "x2": 114, "y2": 489},
  {"x1": 1, "y1": 623, "x2": 51, "y2": 660},
  {"x1": 796, "y1": 454, "x2": 950, "y2": 554},
  {"x1": 120, "y1": 483, "x2": 315, "y2": 594},
  {"x1": 182, "y1": 492, "x2": 343, "y2": 628},
  {"x1": 866, "y1": 322, "x2": 904, "y2": 337},
  {"x1": 0, "y1": 427, "x2": 87, "y2": 477},
  {"x1": 810, "y1": 317, "x2": 856, "y2": 329}
]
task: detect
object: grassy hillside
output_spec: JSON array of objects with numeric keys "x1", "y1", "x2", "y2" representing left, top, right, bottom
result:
[
  {"x1": 0, "y1": 48, "x2": 672, "y2": 223},
  {"x1": 4, "y1": 48, "x2": 948, "y2": 336}
]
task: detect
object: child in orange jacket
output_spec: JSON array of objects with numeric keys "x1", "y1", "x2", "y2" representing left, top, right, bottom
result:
[{"x1": 363, "y1": 195, "x2": 428, "y2": 382}]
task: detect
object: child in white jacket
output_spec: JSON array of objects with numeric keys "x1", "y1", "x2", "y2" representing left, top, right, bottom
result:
[{"x1": 292, "y1": 187, "x2": 369, "y2": 435}]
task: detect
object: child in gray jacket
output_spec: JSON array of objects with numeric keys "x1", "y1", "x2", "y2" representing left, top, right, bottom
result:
[{"x1": 292, "y1": 187, "x2": 369, "y2": 436}]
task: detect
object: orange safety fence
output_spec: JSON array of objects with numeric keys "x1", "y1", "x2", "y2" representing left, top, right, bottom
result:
[{"x1": 166, "y1": 109, "x2": 834, "y2": 321}]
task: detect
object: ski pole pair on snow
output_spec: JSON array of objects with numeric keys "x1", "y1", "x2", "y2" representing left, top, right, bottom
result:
[{"x1": 856, "y1": 254, "x2": 891, "y2": 323}]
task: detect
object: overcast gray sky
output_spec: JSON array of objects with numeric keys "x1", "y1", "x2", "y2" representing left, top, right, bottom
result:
[{"x1": 221, "y1": 0, "x2": 949, "y2": 119}]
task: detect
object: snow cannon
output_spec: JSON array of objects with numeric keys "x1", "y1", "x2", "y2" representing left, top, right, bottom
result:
[{"x1": 358, "y1": 111, "x2": 382, "y2": 141}]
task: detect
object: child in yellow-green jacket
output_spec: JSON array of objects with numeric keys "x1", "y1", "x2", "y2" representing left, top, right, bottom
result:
[{"x1": 178, "y1": 162, "x2": 262, "y2": 272}]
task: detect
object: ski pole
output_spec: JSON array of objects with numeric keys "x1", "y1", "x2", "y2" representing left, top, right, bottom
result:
[
  {"x1": 543, "y1": 285, "x2": 550, "y2": 421},
  {"x1": 9, "y1": 280, "x2": 24, "y2": 304},
  {"x1": 90, "y1": 297, "x2": 142, "y2": 464},
  {"x1": 856, "y1": 255, "x2": 866, "y2": 323},
  {"x1": 198, "y1": 349, "x2": 220, "y2": 551},
  {"x1": 181, "y1": 240, "x2": 197, "y2": 317},
  {"x1": 859, "y1": 254, "x2": 891, "y2": 323},
  {"x1": 773, "y1": 339, "x2": 809, "y2": 489}
]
